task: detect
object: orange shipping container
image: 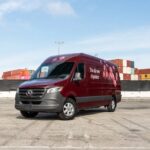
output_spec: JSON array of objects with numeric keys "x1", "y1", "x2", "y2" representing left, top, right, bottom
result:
[
  {"x1": 2, "y1": 69, "x2": 31, "y2": 80},
  {"x1": 110, "y1": 59, "x2": 123, "y2": 67}
]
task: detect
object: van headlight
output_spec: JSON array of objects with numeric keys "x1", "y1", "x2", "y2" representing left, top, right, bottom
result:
[{"x1": 47, "y1": 87, "x2": 63, "y2": 94}]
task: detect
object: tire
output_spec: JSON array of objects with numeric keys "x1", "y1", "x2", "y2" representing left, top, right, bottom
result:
[
  {"x1": 20, "y1": 111, "x2": 38, "y2": 118},
  {"x1": 59, "y1": 98, "x2": 77, "y2": 120},
  {"x1": 107, "y1": 97, "x2": 117, "y2": 112}
]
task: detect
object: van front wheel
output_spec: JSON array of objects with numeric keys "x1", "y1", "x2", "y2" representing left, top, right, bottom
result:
[
  {"x1": 59, "y1": 98, "x2": 76, "y2": 120},
  {"x1": 107, "y1": 97, "x2": 117, "y2": 112}
]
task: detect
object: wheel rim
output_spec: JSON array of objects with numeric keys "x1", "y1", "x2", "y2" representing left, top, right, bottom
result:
[
  {"x1": 63, "y1": 102, "x2": 75, "y2": 117},
  {"x1": 111, "y1": 99, "x2": 116, "y2": 109}
]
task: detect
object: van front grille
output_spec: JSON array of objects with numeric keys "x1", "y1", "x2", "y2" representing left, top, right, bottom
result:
[{"x1": 19, "y1": 88, "x2": 46, "y2": 99}]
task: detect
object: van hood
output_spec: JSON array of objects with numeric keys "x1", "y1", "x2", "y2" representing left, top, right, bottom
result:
[{"x1": 19, "y1": 79, "x2": 66, "y2": 89}]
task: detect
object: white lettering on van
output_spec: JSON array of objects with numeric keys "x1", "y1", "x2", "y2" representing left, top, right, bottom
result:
[
  {"x1": 91, "y1": 74, "x2": 100, "y2": 80},
  {"x1": 89, "y1": 67, "x2": 100, "y2": 74},
  {"x1": 89, "y1": 67, "x2": 100, "y2": 80}
]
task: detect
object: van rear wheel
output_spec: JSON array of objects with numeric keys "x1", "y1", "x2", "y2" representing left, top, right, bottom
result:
[
  {"x1": 59, "y1": 98, "x2": 77, "y2": 120},
  {"x1": 20, "y1": 111, "x2": 38, "y2": 118},
  {"x1": 107, "y1": 97, "x2": 117, "y2": 112}
]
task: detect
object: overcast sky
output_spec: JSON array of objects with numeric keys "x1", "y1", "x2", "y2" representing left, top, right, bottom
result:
[{"x1": 0, "y1": 0, "x2": 150, "y2": 73}]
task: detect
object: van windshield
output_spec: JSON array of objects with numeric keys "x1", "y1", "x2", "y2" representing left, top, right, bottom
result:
[{"x1": 31, "y1": 62, "x2": 74, "y2": 79}]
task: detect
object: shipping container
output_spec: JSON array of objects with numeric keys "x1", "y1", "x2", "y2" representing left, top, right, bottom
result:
[
  {"x1": 2, "y1": 69, "x2": 31, "y2": 80},
  {"x1": 127, "y1": 60, "x2": 131, "y2": 67},
  {"x1": 139, "y1": 69, "x2": 150, "y2": 74},
  {"x1": 123, "y1": 67, "x2": 127, "y2": 74},
  {"x1": 123, "y1": 67, "x2": 131, "y2": 74},
  {"x1": 131, "y1": 68, "x2": 135, "y2": 75},
  {"x1": 118, "y1": 67, "x2": 123, "y2": 73},
  {"x1": 140, "y1": 74, "x2": 150, "y2": 80},
  {"x1": 131, "y1": 61, "x2": 135, "y2": 68},
  {"x1": 123, "y1": 60, "x2": 127, "y2": 67},
  {"x1": 110, "y1": 59, "x2": 124, "y2": 67},
  {"x1": 135, "y1": 68, "x2": 139, "y2": 74},
  {"x1": 123, "y1": 74, "x2": 131, "y2": 80},
  {"x1": 3, "y1": 71, "x2": 12, "y2": 77},
  {"x1": 119, "y1": 73, "x2": 123, "y2": 80},
  {"x1": 127, "y1": 60, "x2": 134, "y2": 68},
  {"x1": 126, "y1": 67, "x2": 131, "y2": 74},
  {"x1": 131, "y1": 74, "x2": 138, "y2": 80},
  {"x1": 110, "y1": 59, "x2": 135, "y2": 68}
]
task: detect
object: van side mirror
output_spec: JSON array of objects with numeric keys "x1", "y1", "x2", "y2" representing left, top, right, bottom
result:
[{"x1": 73, "y1": 72, "x2": 82, "y2": 81}]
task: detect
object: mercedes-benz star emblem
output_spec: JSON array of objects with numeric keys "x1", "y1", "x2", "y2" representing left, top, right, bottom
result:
[{"x1": 26, "y1": 90, "x2": 33, "y2": 97}]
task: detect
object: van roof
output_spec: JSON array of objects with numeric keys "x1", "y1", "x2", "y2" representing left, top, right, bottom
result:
[{"x1": 44, "y1": 53, "x2": 117, "y2": 67}]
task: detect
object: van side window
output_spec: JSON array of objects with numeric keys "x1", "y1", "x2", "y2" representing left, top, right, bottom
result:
[{"x1": 75, "y1": 63, "x2": 85, "y2": 79}]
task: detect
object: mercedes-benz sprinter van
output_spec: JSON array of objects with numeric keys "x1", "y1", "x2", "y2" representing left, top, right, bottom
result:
[{"x1": 15, "y1": 53, "x2": 121, "y2": 120}]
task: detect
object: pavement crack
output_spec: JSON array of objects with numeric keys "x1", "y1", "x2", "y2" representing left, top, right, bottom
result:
[
  {"x1": 2, "y1": 120, "x2": 37, "y2": 146},
  {"x1": 111, "y1": 118, "x2": 150, "y2": 143},
  {"x1": 30, "y1": 121, "x2": 54, "y2": 146},
  {"x1": 123, "y1": 117, "x2": 150, "y2": 131}
]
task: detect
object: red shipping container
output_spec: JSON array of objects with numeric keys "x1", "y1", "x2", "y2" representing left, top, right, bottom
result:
[
  {"x1": 138, "y1": 75, "x2": 141, "y2": 80},
  {"x1": 139, "y1": 69, "x2": 150, "y2": 74},
  {"x1": 118, "y1": 67, "x2": 123, "y2": 73},
  {"x1": 117, "y1": 60, "x2": 123, "y2": 67},
  {"x1": 138, "y1": 75, "x2": 140, "y2": 80},
  {"x1": 2, "y1": 71, "x2": 12, "y2": 78},
  {"x1": 123, "y1": 74, "x2": 131, "y2": 80},
  {"x1": 135, "y1": 68, "x2": 139, "y2": 74}
]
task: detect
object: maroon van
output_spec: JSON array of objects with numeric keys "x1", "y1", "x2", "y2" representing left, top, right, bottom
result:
[{"x1": 15, "y1": 53, "x2": 121, "y2": 120}]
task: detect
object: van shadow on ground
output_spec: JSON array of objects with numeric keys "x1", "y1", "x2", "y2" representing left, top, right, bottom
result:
[{"x1": 16, "y1": 107, "x2": 107, "y2": 121}]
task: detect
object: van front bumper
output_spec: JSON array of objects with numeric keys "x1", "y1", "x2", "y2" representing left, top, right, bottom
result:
[{"x1": 15, "y1": 92, "x2": 66, "y2": 113}]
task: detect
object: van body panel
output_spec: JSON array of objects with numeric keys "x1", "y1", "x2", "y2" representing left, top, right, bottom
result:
[
  {"x1": 19, "y1": 79, "x2": 67, "y2": 89},
  {"x1": 76, "y1": 95, "x2": 111, "y2": 109}
]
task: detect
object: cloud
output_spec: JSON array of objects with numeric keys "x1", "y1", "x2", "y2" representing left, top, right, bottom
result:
[
  {"x1": 47, "y1": 1, "x2": 76, "y2": 16},
  {"x1": 77, "y1": 26, "x2": 150, "y2": 51},
  {"x1": 0, "y1": 0, "x2": 23, "y2": 19},
  {"x1": 0, "y1": 0, "x2": 76, "y2": 20}
]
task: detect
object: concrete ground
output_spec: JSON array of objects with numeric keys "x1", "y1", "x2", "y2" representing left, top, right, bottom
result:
[{"x1": 0, "y1": 98, "x2": 150, "y2": 150}]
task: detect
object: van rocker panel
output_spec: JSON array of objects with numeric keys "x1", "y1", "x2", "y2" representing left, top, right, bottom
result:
[{"x1": 76, "y1": 94, "x2": 121, "y2": 103}]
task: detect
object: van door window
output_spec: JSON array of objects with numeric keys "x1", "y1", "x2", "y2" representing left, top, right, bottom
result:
[{"x1": 75, "y1": 63, "x2": 85, "y2": 79}]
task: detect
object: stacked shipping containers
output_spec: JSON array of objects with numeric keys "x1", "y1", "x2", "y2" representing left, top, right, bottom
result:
[
  {"x1": 110, "y1": 59, "x2": 139, "y2": 80},
  {"x1": 139, "y1": 69, "x2": 150, "y2": 80},
  {"x1": 2, "y1": 69, "x2": 32, "y2": 80},
  {"x1": 1, "y1": 63, "x2": 149, "y2": 81}
]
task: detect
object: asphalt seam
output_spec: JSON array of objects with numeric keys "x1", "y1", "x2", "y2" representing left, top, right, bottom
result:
[{"x1": 1, "y1": 120, "x2": 37, "y2": 146}]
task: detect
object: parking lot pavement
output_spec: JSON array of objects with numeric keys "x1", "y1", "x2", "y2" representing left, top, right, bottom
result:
[{"x1": 0, "y1": 98, "x2": 150, "y2": 150}]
